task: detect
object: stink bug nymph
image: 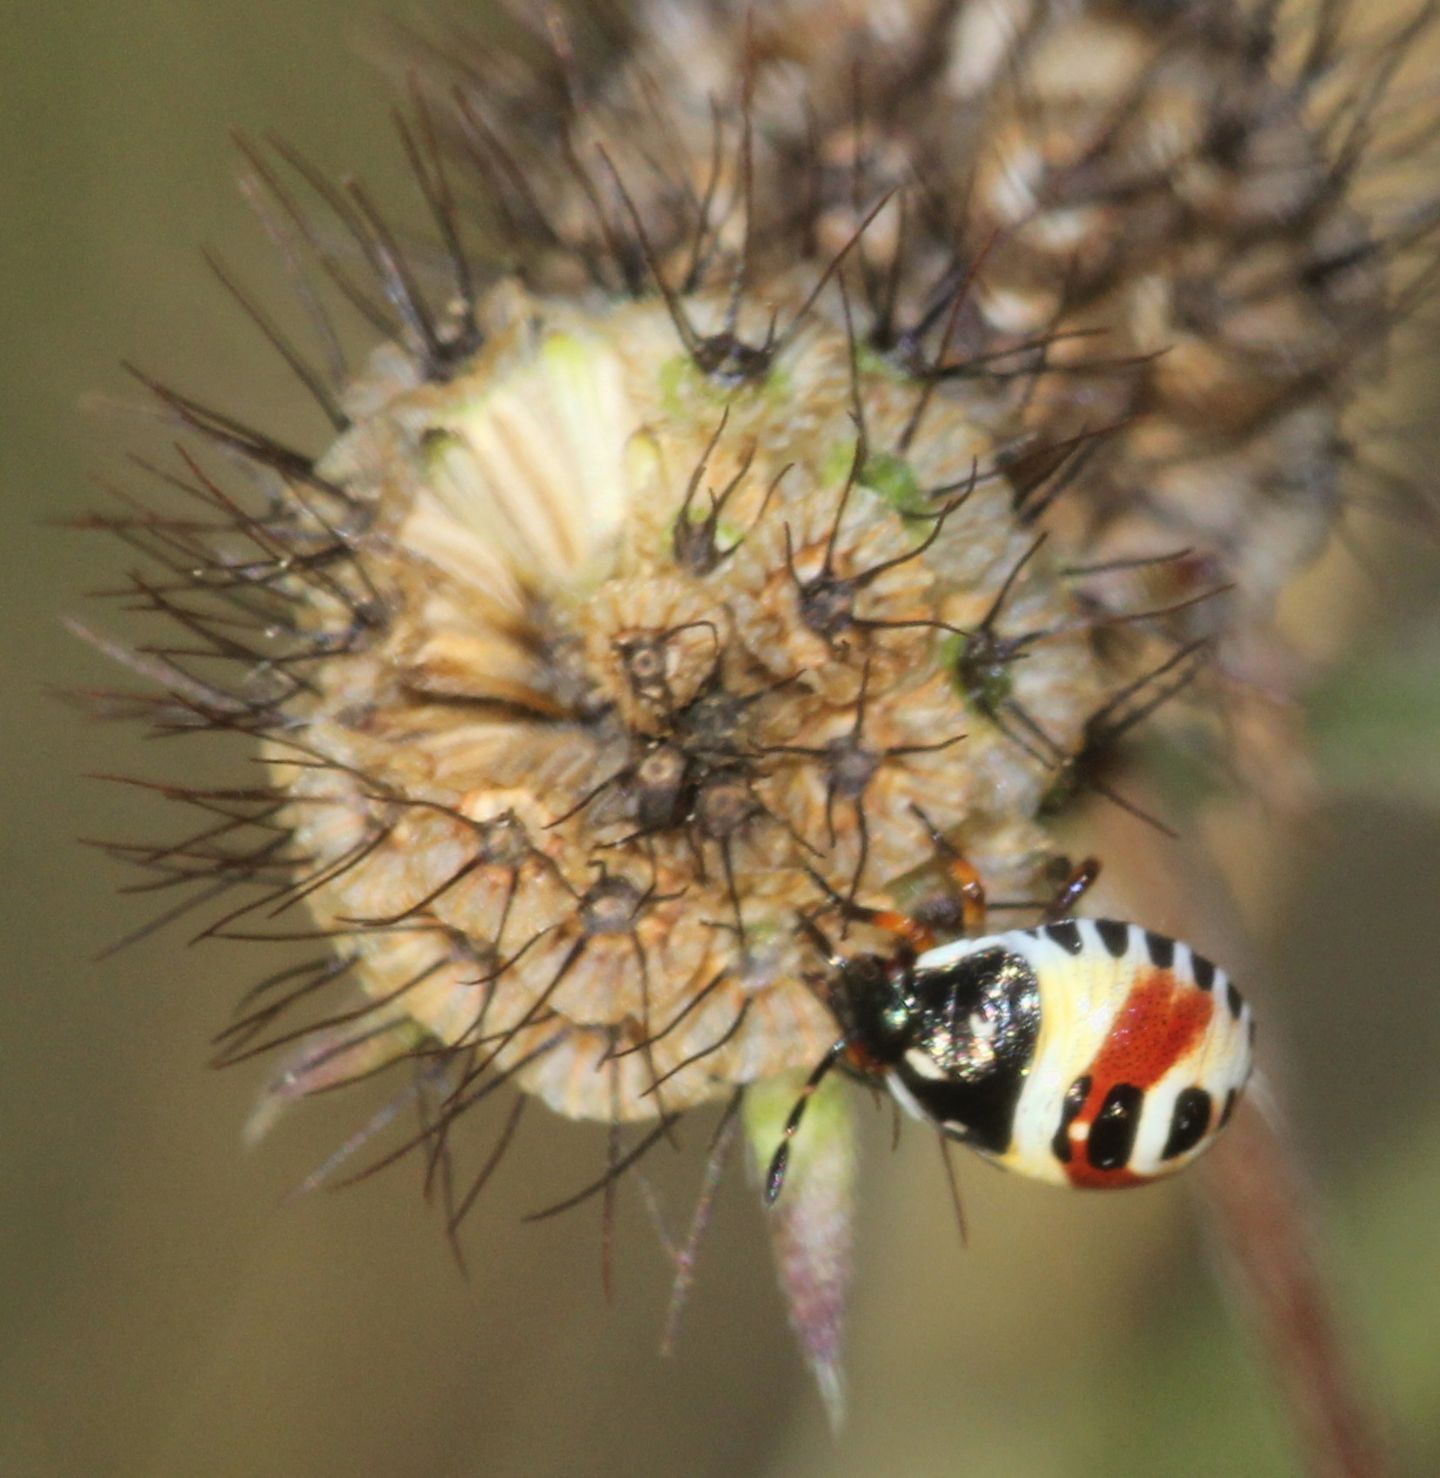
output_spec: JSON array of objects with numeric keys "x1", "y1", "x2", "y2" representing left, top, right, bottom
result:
[{"x1": 765, "y1": 839, "x2": 1254, "y2": 1202}]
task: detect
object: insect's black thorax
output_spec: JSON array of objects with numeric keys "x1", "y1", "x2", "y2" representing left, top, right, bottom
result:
[{"x1": 836, "y1": 945, "x2": 1041, "y2": 1154}]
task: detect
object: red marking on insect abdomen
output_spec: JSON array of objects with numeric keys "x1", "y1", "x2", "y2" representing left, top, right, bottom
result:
[
  {"x1": 1061, "y1": 969, "x2": 1214, "y2": 1188},
  {"x1": 1087, "y1": 968, "x2": 1214, "y2": 1089}
]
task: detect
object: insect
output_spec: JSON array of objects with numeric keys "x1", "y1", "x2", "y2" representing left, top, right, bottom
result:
[{"x1": 765, "y1": 834, "x2": 1254, "y2": 1202}]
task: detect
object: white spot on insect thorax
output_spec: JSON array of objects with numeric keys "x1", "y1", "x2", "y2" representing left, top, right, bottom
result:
[{"x1": 903, "y1": 1048, "x2": 949, "y2": 1082}]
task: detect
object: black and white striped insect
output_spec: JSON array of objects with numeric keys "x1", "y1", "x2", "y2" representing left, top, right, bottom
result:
[{"x1": 765, "y1": 848, "x2": 1254, "y2": 1201}]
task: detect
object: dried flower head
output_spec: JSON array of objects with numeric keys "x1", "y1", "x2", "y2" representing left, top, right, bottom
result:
[{"x1": 78, "y1": 0, "x2": 1433, "y2": 1419}]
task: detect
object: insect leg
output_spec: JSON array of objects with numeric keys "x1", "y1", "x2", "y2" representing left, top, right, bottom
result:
[
  {"x1": 802, "y1": 863, "x2": 938, "y2": 951},
  {"x1": 909, "y1": 803, "x2": 988, "y2": 933},
  {"x1": 1041, "y1": 856, "x2": 1102, "y2": 922},
  {"x1": 763, "y1": 1038, "x2": 847, "y2": 1206}
]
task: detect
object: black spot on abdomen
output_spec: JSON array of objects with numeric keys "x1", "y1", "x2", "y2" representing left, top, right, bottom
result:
[
  {"x1": 1145, "y1": 931, "x2": 1175, "y2": 969},
  {"x1": 1161, "y1": 1087, "x2": 1212, "y2": 1160},
  {"x1": 1226, "y1": 981, "x2": 1244, "y2": 1019},
  {"x1": 1051, "y1": 1075, "x2": 1091, "y2": 1164},
  {"x1": 1191, "y1": 953, "x2": 1216, "y2": 992},
  {"x1": 1088, "y1": 1083, "x2": 1144, "y2": 1170},
  {"x1": 1095, "y1": 920, "x2": 1129, "y2": 958},
  {"x1": 1045, "y1": 920, "x2": 1083, "y2": 955}
]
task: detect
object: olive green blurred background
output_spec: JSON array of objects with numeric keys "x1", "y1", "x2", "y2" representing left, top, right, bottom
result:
[{"x1": 4, "y1": 4, "x2": 1440, "y2": 1475}]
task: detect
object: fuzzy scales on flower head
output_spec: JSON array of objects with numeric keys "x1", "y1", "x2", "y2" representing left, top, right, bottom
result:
[{"x1": 85, "y1": 0, "x2": 1427, "y2": 1411}]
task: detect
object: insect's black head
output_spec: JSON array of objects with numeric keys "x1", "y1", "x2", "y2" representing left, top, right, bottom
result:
[{"x1": 796, "y1": 939, "x2": 906, "y2": 1064}]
